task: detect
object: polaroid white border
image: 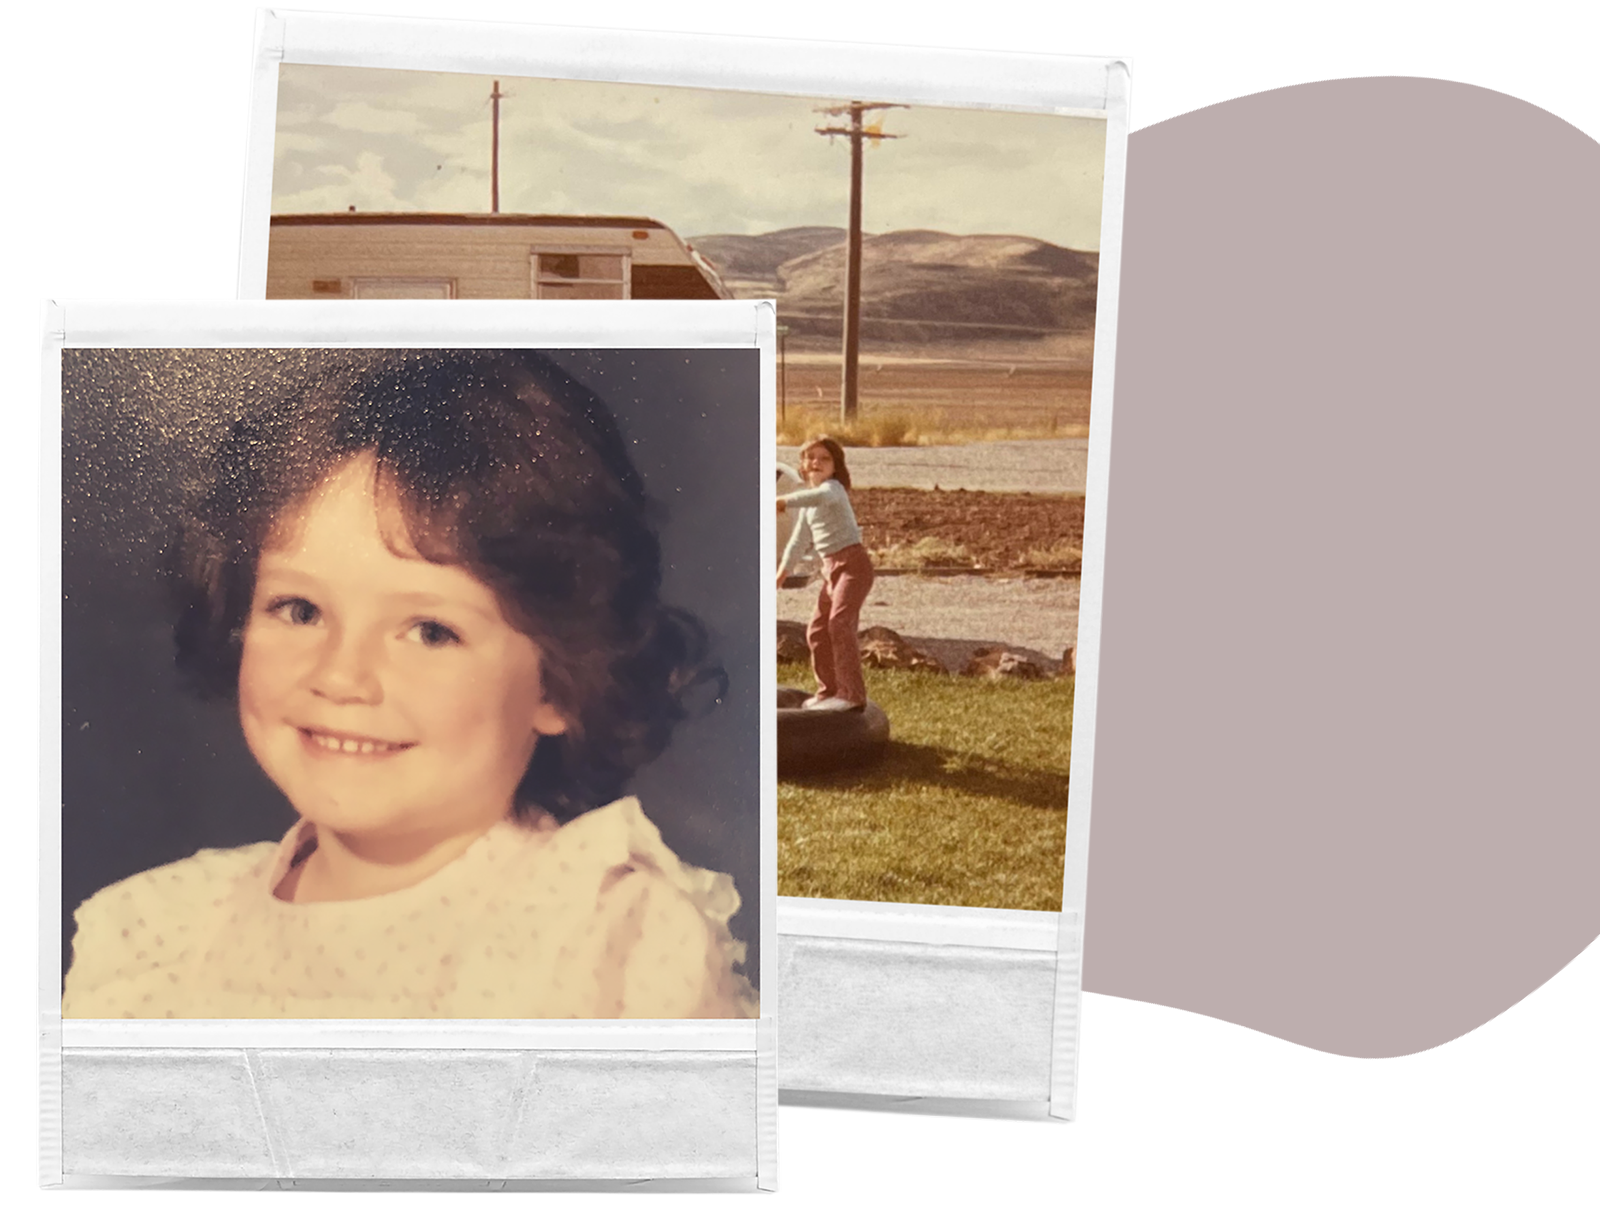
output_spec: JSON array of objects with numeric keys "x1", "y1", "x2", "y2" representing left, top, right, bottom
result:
[
  {"x1": 41, "y1": 298, "x2": 778, "y2": 1188},
  {"x1": 236, "y1": 13, "x2": 1130, "y2": 1118}
]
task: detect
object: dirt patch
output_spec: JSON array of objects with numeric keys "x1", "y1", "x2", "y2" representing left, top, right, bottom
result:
[{"x1": 852, "y1": 487, "x2": 1085, "y2": 573}]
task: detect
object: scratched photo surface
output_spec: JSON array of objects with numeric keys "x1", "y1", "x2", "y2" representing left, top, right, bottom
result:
[
  {"x1": 267, "y1": 66, "x2": 1109, "y2": 910},
  {"x1": 60, "y1": 347, "x2": 761, "y2": 1019}
]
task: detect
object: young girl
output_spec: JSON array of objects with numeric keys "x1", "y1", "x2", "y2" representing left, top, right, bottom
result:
[
  {"x1": 775, "y1": 436, "x2": 875, "y2": 712},
  {"x1": 63, "y1": 351, "x2": 757, "y2": 1021}
]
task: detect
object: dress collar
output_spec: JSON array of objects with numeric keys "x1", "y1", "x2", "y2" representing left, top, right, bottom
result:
[{"x1": 260, "y1": 814, "x2": 551, "y2": 906}]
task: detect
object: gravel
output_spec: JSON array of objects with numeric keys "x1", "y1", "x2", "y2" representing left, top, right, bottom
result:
[{"x1": 778, "y1": 573, "x2": 1080, "y2": 674}]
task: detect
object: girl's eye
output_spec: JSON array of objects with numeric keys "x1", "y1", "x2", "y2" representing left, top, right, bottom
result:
[
  {"x1": 265, "y1": 597, "x2": 320, "y2": 627},
  {"x1": 407, "y1": 620, "x2": 462, "y2": 648}
]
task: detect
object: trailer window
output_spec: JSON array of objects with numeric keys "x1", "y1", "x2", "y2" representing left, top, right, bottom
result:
[{"x1": 531, "y1": 249, "x2": 631, "y2": 299}]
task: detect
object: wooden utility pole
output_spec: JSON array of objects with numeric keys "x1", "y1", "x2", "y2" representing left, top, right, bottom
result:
[
  {"x1": 490, "y1": 79, "x2": 505, "y2": 213},
  {"x1": 777, "y1": 323, "x2": 789, "y2": 425},
  {"x1": 816, "y1": 102, "x2": 904, "y2": 422}
]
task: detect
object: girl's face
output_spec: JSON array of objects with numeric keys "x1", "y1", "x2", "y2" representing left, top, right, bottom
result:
[
  {"x1": 237, "y1": 457, "x2": 568, "y2": 847},
  {"x1": 800, "y1": 444, "x2": 836, "y2": 487}
]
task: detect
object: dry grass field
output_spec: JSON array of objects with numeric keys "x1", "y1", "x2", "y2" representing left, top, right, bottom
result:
[{"x1": 776, "y1": 354, "x2": 1092, "y2": 445}]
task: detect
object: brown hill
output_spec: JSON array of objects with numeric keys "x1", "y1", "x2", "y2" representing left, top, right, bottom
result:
[
  {"x1": 691, "y1": 228, "x2": 1098, "y2": 356},
  {"x1": 688, "y1": 227, "x2": 845, "y2": 294}
]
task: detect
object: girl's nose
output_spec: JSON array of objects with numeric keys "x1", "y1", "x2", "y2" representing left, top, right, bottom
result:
[{"x1": 308, "y1": 629, "x2": 383, "y2": 704}]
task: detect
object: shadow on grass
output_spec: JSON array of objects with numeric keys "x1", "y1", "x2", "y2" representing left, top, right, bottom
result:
[{"x1": 783, "y1": 739, "x2": 1069, "y2": 811}]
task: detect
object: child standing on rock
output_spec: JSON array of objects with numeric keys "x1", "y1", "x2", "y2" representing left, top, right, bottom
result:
[{"x1": 776, "y1": 436, "x2": 875, "y2": 712}]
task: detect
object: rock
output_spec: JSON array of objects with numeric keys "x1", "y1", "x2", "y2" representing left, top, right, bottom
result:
[
  {"x1": 861, "y1": 640, "x2": 947, "y2": 674},
  {"x1": 777, "y1": 620, "x2": 810, "y2": 664},
  {"x1": 960, "y1": 647, "x2": 1047, "y2": 680},
  {"x1": 859, "y1": 625, "x2": 947, "y2": 674},
  {"x1": 1059, "y1": 646, "x2": 1076, "y2": 677}
]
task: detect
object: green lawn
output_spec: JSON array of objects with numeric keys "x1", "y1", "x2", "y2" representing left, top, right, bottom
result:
[{"x1": 778, "y1": 662, "x2": 1073, "y2": 910}]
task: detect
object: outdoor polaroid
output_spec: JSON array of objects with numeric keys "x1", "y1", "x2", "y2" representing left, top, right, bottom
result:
[
  {"x1": 238, "y1": 13, "x2": 1129, "y2": 1117},
  {"x1": 42, "y1": 300, "x2": 776, "y2": 1186}
]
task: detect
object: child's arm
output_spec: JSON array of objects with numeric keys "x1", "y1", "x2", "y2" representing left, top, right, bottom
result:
[{"x1": 778, "y1": 480, "x2": 848, "y2": 510}]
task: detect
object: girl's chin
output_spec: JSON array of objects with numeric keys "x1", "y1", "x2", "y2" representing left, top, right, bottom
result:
[{"x1": 291, "y1": 808, "x2": 417, "y2": 838}]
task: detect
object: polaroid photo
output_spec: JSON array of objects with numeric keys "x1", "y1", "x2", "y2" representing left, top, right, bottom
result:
[
  {"x1": 237, "y1": 13, "x2": 1129, "y2": 1117},
  {"x1": 42, "y1": 299, "x2": 777, "y2": 1186}
]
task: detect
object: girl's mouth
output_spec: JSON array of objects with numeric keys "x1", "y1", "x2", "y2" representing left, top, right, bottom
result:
[{"x1": 299, "y1": 728, "x2": 414, "y2": 757}]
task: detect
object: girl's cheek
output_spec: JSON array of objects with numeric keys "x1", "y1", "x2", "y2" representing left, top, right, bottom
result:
[
  {"x1": 240, "y1": 622, "x2": 284, "y2": 665},
  {"x1": 238, "y1": 643, "x2": 277, "y2": 702},
  {"x1": 240, "y1": 622, "x2": 314, "y2": 688}
]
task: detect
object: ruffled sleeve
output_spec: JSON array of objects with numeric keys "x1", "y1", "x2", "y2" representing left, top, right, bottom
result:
[
  {"x1": 62, "y1": 844, "x2": 274, "y2": 1018},
  {"x1": 565, "y1": 798, "x2": 759, "y2": 1019}
]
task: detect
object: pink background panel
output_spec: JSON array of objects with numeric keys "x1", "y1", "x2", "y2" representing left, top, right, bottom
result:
[{"x1": 1088, "y1": 72, "x2": 1600, "y2": 1062}]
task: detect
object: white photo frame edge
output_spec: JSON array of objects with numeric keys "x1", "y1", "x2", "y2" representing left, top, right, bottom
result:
[{"x1": 1052, "y1": 58, "x2": 1131, "y2": 1115}]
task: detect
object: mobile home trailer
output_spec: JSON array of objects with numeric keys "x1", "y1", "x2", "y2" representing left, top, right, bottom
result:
[{"x1": 266, "y1": 213, "x2": 730, "y2": 301}]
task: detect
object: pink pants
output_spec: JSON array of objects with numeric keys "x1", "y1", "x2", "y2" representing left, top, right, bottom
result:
[{"x1": 807, "y1": 543, "x2": 875, "y2": 706}]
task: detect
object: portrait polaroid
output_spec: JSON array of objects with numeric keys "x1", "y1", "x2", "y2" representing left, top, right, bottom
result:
[
  {"x1": 42, "y1": 299, "x2": 776, "y2": 1186},
  {"x1": 236, "y1": 13, "x2": 1128, "y2": 1117}
]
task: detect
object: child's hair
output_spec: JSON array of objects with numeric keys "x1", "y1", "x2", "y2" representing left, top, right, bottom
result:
[
  {"x1": 172, "y1": 350, "x2": 722, "y2": 821},
  {"x1": 799, "y1": 435, "x2": 852, "y2": 490}
]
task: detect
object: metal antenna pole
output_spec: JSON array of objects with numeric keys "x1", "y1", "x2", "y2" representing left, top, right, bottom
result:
[{"x1": 490, "y1": 80, "x2": 504, "y2": 214}]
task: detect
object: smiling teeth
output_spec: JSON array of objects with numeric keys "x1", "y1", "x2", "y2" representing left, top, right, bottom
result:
[{"x1": 308, "y1": 732, "x2": 405, "y2": 755}]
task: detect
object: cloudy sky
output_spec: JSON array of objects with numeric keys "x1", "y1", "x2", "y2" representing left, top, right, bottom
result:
[{"x1": 273, "y1": 65, "x2": 1106, "y2": 251}]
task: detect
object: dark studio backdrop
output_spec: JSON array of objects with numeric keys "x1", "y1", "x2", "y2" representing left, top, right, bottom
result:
[{"x1": 60, "y1": 347, "x2": 762, "y2": 991}]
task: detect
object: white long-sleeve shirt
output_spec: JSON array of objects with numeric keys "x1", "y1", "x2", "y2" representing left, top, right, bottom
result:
[{"x1": 780, "y1": 479, "x2": 862, "y2": 572}]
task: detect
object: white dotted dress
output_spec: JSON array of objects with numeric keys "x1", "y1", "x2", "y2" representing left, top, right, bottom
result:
[{"x1": 62, "y1": 797, "x2": 758, "y2": 1020}]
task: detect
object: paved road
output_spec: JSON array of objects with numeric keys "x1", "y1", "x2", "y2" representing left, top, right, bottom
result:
[{"x1": 778, "y1": 437, "x2": 1088, "y2": 494}]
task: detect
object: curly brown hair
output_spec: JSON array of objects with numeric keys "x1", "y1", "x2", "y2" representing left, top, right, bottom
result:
[{"x1": 172, "y1": 350, "x2": 722, "y2": 820}]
